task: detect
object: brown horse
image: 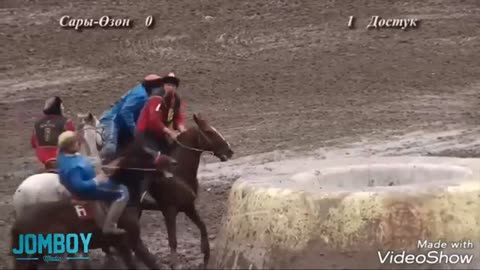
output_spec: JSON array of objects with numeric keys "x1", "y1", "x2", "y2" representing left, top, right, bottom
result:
[
  {"x1": 140, "y1": 113, "x2": 234, "y2": 269},
  {"x1": 10, "y1": 136, "x2": 173, "y2": 269}
]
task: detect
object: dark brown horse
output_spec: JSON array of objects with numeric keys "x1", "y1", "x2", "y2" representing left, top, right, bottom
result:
[
  {"x1": 140, "y1": 113, "x2": 234, "y2": 269},
  {"x1": 10, "y1": 136, "x2": 174, "y2": 270}
]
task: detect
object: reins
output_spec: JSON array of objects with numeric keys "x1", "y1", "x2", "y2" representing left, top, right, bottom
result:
[
  {"x1": 173, "y1": 138, "x2": 214, "y2": 155},
  {"x1": 80, "y1": 123, "x2": 216, "y2": 172},
  {"x1": 101, "y1": 165, "x2": 158, "y2": 172},
  {"x1": 81, "y1": 126, "x2": 105, "y2": 142},
  {"x1": 173, "y1": 127, "x2": 215, "y2": 155}
]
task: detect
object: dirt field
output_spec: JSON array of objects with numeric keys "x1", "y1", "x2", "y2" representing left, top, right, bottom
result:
[{"x1": 1, "y1": 0, "x2": 480, "y2": 269}]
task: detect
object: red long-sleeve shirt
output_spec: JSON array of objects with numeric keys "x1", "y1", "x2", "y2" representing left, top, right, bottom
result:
[
  {"x1": 31, "y1": 115, "x2": 75, "y2": 165},
  {"x1": 136, "y1": 96, "x2": 169, "y2": 139},
  {"x1": 137, "y1": 93, "x2": 187, "y2": 139}
]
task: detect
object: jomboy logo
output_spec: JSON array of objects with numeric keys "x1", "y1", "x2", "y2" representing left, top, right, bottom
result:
[{"x1": 12, "y1": 233, "x2": 92, "y2": 262}]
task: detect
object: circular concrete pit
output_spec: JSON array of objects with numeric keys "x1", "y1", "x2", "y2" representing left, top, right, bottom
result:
[{"x1": 211, "y1": 157, "x2": 480, "y2": 269}]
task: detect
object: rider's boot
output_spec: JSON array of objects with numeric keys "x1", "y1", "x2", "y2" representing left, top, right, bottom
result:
[{"x1": 102, "y1": 200, "x2": 127, "y2": 235}]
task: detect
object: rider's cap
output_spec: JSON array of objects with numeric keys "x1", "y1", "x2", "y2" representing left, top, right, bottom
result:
[
  {"x1": 160, "y1": 72, "x2": 180, "y2": 87},
  {"x1": 143, "y1": 74, "x2": 163, "y2": 92},
  {"x1": 58, "y1": 131, "x2": 77, "y2": 150},
  {"x1": 144, "y1": 74, "x2": 161, "y2": 81},
  {"x1": 43, "y1": 96, "x2": 63, "y2": 115}
]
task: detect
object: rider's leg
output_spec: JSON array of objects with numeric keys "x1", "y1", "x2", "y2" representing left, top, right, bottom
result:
[
  {"x1": 93, "y1": 180, "x2": 129, "y2": 235},
  {"x1": 136, "y1": 134, "x2": 176, "y2": 212}
]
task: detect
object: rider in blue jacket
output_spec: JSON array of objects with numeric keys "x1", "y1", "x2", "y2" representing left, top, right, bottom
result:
[
  {"x1": 57, "y1": 131, "x2": 129, "y2": 235},
  {"x1": 99, "y1": 74, "x2": 164, "y2": 163}
]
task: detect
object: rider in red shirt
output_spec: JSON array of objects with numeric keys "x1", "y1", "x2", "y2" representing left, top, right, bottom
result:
[
  {"x1": 31, "y1": 96, "x2": 75, "y2": 171},
  {"x1": 137, "y1": 73, "x2": 187, "y2": 164},
  {"x1": 136, "y1": 94, "x2": 179, "y2": 167},
  {"x1": 159, "y1": 72, "x2": 187, "y2": 133},
  {"x1": 136, "y1": 74, "x2": 187, "y2": 206}
]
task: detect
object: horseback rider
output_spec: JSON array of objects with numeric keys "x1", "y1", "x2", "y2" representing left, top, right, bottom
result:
[
  {"x1": 31, "y1": 96, "x2": 75, "y2": 172},
  {"x1": 57, "y1": 130, "x2": 129, "y2": 235},
  {"x1": 134, "y1": 76, "x2": 188, "y2": 202},
  {"x1": 98, "y1": 74, "x2": 164, "y2": 164},
  {"x1": 136, "y1": 72, "x2": 187, "y2": 155}
]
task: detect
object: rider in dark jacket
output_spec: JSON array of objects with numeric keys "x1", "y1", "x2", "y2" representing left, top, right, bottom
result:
[{"x1": 31, "y1": 96, "x2": 75, "y2": 172}]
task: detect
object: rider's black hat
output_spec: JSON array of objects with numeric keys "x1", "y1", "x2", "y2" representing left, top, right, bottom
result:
[
  {"x1": 43, "y1": 96, "x2": 63, "y2": 115},
  {"x1": 160, "y1": 72, "x2": 180, "y2": 87}
]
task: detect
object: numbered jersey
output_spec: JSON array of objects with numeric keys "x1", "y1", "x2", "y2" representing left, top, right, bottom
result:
[
  {"x1": 34, "y1": 116, "x2": 67, "y2": 146},
  {"x1": 31, "y1": 115, "x2": 75, "y2": 165}
]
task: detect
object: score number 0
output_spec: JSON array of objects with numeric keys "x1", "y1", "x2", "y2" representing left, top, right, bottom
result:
[{"x1": 145, "y1": 16, "x2": 155, "y2": 28}]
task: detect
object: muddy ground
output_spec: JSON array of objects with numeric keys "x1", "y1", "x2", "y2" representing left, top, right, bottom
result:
[{"x1": 1, "y1": 0, "x2": 480, "y2": 269}]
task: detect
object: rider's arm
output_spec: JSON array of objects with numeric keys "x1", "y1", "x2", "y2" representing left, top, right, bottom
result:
[
  {"x1": 31, "y1": 129, "x2": 38, "y2": 149},
  {"x1": 66, "y1": 167, "x2": 97, "y2": 194},
  {"x1": 118, "y1": 95, "x2": 145, "y2": 136},
  {"x1": 145, "y1": 97, "x2": 169, "y2": 137}
]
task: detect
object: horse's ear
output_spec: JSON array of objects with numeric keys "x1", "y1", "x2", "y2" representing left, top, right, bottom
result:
[
  {"x1": 87, "y1": 112, "x2": 94, "y2": 121},
  {"x1": 193, "y1": 113, "x2": 207, "y2": 127}
]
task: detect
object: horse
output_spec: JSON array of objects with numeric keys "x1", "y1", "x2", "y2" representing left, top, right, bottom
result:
[
  {"x1": 140, "y1": 113, "x2": 234, "y2": 269},
  {"x1": 12, "y1": 113, "x2": 103, "y2": 219},
  {"x1": 77, "y1": 111, "x2": 234, "y2": 269},
  {"x1": 11, "y1": 115, "x2": 170, "y2": 269},
  {"x1": 76, "y1": 112, "x2": 103, "y2": 161}
]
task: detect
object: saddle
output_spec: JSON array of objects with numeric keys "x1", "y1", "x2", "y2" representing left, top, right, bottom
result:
[
  {"x1": 44, "y1": 159, "x2": 58, "y2": 174},
  {"x1": 70, "y1": 195, "x2": 102, "y2": 221}
]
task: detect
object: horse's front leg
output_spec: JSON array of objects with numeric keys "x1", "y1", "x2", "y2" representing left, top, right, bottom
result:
[
  {"x1": 113, "y1": 241, "x2": 138, "y2": 269},
  {"x1": 184, "y1": 205, "x2": 210, "y2": 269},
  {"x1": 132, "y1": 237, "x2": 160, "y2": 270},
  {"x1": 122, "y1": 207, "x2": 159, "y2": 270},
  {"x1": 163, "y1": 207, "x2": 179, "y2": 269}
]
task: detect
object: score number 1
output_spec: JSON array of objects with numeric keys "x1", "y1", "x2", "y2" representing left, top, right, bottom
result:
[
  {"x1": 145, "y1": 16, "x2": 155, "y2": 28},
  {"x1": 347, "y1": 16, "x2": 355, "y2": 29}
]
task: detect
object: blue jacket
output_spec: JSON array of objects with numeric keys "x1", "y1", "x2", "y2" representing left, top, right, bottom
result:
[
  {"x1": 102, "y1": 84, "x2": 149, "y2": 137},
  {"x1": 57, "y1": 152, "x2": 97, "y2": 196}
]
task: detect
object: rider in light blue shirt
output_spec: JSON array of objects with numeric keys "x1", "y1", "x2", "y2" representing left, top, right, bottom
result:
[
  {"x1": 99, "y1": 74, "x2": 164, "y2": 163},
  {"x1": 57, "y1": 131, "x2": 128, "y2": 235}
]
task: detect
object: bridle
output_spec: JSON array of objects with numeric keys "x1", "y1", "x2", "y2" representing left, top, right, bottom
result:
[
  {"x1": 81, "y1": 125, "x2": 105, "y2": 142},
  {"x1": 79, "y1": 120, "x2": 227, "y2": 161},
  {"x1": 173, "y1": 127, "x2": 215, "y2": 155}
]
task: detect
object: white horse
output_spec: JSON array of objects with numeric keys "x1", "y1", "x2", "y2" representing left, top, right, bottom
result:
[
  {"x1": 12, "y1": 112, "x2": 103, "y2": 217},
  {"x1": 77, "y1": 112, "x2": 104, "y2": 158}
]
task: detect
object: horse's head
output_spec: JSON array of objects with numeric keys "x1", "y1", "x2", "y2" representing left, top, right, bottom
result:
[
  {"x1": 78, "y1": 112, "x2": 99, "y2": 127},
  {"x1": 76, "y1": 112, "x2": 102, "y2": 165},
  {"x1": 190, "y1": 113, "x2": 234, "y2": 162}
]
